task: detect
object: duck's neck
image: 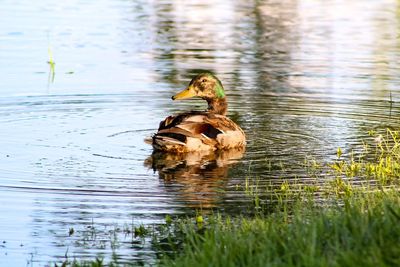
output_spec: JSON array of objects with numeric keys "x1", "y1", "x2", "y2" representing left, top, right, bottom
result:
[{"x1": 206, "y1": 97, "x2": 227, "y2": 115}]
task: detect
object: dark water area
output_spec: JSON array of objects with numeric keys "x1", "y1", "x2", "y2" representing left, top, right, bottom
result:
[{"x1": 1, "y1": 0, "x2": 400, "y2": 265}]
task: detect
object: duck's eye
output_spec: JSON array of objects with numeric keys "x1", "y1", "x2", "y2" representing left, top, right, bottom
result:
[{"x1": 202, "y1": 79, "x2": 207, "y2": 83}]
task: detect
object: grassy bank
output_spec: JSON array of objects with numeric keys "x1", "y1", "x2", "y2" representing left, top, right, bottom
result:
[
  {"x1": 159, "y1": 130, "x2": 400, "y2": 267},
  {"x1": 161, "y1": 190, "x2": 400, "y2": 267},
  {"x1": 60, "y1": 189, "x2": 400, "y2": 267},
  {"x1": 57, "y1": 130, "x2": 400, "y2": 266}
]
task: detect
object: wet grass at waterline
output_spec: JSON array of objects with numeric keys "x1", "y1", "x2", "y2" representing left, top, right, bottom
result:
[
  {"x1": 55, "y1": 190, "x2": 400, "y2": 267},
  {"x1": 55, "y1": 130, "x2": 400, "y2": 266},
  {"x1": 161, "y1": 190, "x2": 400, "y2": 267},
  {"x1": 240, "y1": 129, "x2": 400, "y2": 214},
  {"x1": 330, "y1": 129, "x2": 400, "y2": 185}
]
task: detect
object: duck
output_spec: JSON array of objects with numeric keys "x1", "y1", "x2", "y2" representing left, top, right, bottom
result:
[{"x1": 151, "y1": 73, "x2": 246, "y2": 153}]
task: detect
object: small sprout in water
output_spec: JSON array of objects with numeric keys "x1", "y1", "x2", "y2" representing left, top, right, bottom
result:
[
  {"x1": 196, "y1": 215, "x2": 204, "y2": 224},
  {"x1": 134, "y1": 225, "x2": 147, "y2": 238},
  {"x1": 331, "y1": 178, "x2": 353, "y2": 197},
  {"x1": 368, "y1": 130, "x2": 376, "y2": 136},
  {"x1": 165, "y1": 215, "x2": 172, "y2": 225},
  {"x1": 304, "y1": 185, "x2": 318, "y2": 193},
  {"x1": 65, "y1": 71, "x2": 74, "y2": 74},
  {"x1": 337, "y1": 147, "x2": 342, "y2": 158},
  {"x1": 47, "y1": 46, "x2": 56, "y2": 82},
  {"x1": 280, "y1": 181, "x2": 290, "y2": 193},
  {"x1": 69, "y1": 227, "x2": 74, "y2": 236}
]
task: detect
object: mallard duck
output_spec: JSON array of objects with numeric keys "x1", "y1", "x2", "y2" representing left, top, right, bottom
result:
[{"x1": 152, "y1": 73, "x2": 246, "y2": 153}]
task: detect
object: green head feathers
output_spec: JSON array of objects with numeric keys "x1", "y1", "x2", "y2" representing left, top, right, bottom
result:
[
  {"x1": 172, "y1": 72, "x2": 226, "y2": 101},
  {"x1": 213, "y1": 76, "x2": 225, "y2": 98},
  {"x1": 203, "y1": 73, "x2": 225, "y2": 98}
]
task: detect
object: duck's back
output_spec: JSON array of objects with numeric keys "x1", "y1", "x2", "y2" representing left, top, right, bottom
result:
[{"x1": 152, "y1": 111, "x2": 246, "y2": 152}]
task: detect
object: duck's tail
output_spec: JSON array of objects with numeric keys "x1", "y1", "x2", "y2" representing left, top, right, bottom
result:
[{"x1": 151, "y1": 133, "x2": 187, "y2": 152}]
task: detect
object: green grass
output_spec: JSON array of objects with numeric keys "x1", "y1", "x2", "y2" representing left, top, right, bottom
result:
[
  {"x1": 56, "y1": 130, "x2": 400, "y2": 266},
  {"x1": 62, "y1": 189, "x2": 400, "y2": 267},
  {"x1": 158, "y1": 130, "x2": 400, "y2": 267},
  {"x1": 160, "y1": 190, "x2": 400, "y2": 267}
]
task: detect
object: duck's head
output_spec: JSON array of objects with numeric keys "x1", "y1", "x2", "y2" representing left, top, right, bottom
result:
[{"x1": 172, "y1": 73, "x2": 225, "y2": 101}]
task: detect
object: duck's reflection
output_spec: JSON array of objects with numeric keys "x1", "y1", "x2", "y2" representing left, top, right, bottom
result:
[{"x1": 145, "y1": 148, "x2": 245, "y2": 209}]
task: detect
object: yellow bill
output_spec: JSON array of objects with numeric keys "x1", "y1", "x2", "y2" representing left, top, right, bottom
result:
[{"x1": 172, "y1": 86, "x2": 197, "y2": 100}]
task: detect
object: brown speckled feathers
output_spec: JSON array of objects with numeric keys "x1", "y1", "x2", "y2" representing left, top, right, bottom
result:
[{"x1": 153, "y1": 111, "x2": 245, "y2": 152}]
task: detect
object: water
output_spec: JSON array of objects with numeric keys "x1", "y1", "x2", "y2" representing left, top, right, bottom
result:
[{"x1": 1, "y1": 0, "x2": 400, "y2": 265}]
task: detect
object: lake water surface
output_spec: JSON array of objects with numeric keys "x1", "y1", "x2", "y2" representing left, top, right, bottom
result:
[{"x1": 1, "y1": 0, "x2": 400, "y2": 265}]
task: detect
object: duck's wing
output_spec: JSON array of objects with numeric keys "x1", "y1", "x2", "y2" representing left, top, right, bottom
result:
[
  {"x1": 204, "y1": 114, "x2": 246, "y2": 149},
  {"x1": 153, "y1": 112, "x2": 220, "y2": 151},
  {"x1": 153, "y1": 112, "x2": 245, "y2": 152}
]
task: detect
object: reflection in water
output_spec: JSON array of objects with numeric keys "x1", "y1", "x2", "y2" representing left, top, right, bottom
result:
[
  {"x1": 145, "y1": 148, "x2": 245, "y2": 209},
  {"x1": 151, "y1": 0, "x2": 299, "y2": 93}
]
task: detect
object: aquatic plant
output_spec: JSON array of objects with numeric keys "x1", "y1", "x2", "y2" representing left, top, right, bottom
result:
[
  {"x1": 330, "y1": 129, "x2": 400, "y2": 185},
  {"x1": 47, "y1": 44, "x2": 56, "y2": 83}
]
